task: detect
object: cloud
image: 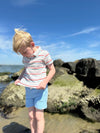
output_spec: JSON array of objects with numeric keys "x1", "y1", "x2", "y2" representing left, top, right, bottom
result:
[
  {"x1": 39, "y1": 41, "x2": 71, "y2": 52},
  {"x1": 0, "y1": 35, "x2": 22, "y2": 64},
  {"x1": 89, "y1": 41, "x2": 100, "y2": 48},
  {"x1": 54, "y1": 48, "x2": 100, "y2": 62},
  {"x1": 62, "y1": 27, "x2": 100, "y2": 38},
  {"x1": 35, "y1": 40, "x2": 47, "y2": 45},
  {"x1": 11, "y1": 0, "x2": 37, "y2": 6},
  {"x1": 0, "y1": 35, "x2": 12, "y2": 50}
]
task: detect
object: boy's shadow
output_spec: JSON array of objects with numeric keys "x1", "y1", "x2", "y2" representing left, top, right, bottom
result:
[{"x1": 2, "y1": 122, "x2": 31, "y2": 133}]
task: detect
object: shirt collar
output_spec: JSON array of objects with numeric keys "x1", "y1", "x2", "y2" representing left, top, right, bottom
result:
[{"x1": 33, "y1": 46, "x2": 41, "y2": 57}]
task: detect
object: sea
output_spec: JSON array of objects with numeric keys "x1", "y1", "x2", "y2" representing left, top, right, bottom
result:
[{"x1": 0, "y1": 65, "x2": 24, "y2": 94}]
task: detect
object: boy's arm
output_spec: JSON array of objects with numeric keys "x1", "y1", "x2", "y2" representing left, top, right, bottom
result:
[
  {"x1": 37, "y1": 63, "x2": 56, "y2": 89},
  {"x1": 15, "y1": 68, "x2": 25, "y2": 85},
  {"x1": 18, "y1": 68, "x2": 26, "y2": 80}
]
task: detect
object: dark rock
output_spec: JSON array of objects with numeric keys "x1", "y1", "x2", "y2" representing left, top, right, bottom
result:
[
  {"x1": 75, "y1": 58, "x2": 100, "y2": 77},
  {"x1": 0, "y1": 75, "x2": 12, "y2": 82},
  {"x1": 79, "y1": 129, "x2": 99, "y2": 133},
  {"x1": 80, "y1": 95, "x2": 100, "y2": 122},
  {"x1": 95, "y1": 60, "x2": 100, "y2": 77},
  {"x1": 79, "y1": 89, "x2": 90, "y2": 98},
  {"x1": 48, "y1": 66, "x2": 68, "y2": 85},
  {"x1": 11, "y1": 68, "x2": 24, "y2": 80},
  {"x1": 62, "y1": 62, "x2": 76, "y2": 74},
  {"x1": 0, "y1": 72, "x2": 11, "y2": 76},
  {"x1": 53, "y1": 59, "x2": 64, "y2": 67},
  {"x1": 96, "y1": 129, "x2": 100, "y2": 133},
  {"x1": 75, "y1": 58, "x2": 100, "y2": 88},
  {"x1": 75, "y1": 58, "x2": 96, "y2": 77}
]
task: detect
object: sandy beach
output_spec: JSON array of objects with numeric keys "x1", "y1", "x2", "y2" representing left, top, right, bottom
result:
[{"x1": 0, "y1": 107, "x2": 100, "y2": 133}]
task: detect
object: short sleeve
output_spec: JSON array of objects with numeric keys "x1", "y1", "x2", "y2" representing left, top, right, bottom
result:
[
  {"x1": 22, "y1": 57, "x2": 26, "y2": 65},
  {"x1": 22, "y1": 57, "x2": 24, "y2": 64},
  {"x1": 43, "y1": 51, "x2": 53, "y2": 66}
]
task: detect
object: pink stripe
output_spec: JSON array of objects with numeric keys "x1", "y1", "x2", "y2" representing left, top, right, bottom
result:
[
  {"x1": 24, "y1": 76, "x2": 46, "y2": 81},
  {"x1": 44, "y1": 53, "x2": 49, "y2": 60},
  {"x1": 46, "y1": 59, "x2": 52, "y2": 64},
  {"x1": 30, "y1": 60, "x2": 42, "y2": 63},
  {"x1": 45, "y1": 53, "x2": 49, "y2": 57},
  {"x1": 38, "y1": 55, "x2": 44, "y2": 56},
  {"x1": 18, "y1": 81, "x2": 38, "y2": 88},
  {"x1": 26, "y1": 66, "x2": 45, "y2": 69},
  {"x1": 25, "y1": 72, "x2": 46, "y2": 75}
]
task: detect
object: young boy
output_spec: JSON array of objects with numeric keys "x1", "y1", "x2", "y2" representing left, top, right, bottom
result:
[{"x1": 13, "y1": 29, "x2": 55, "y2": 133}]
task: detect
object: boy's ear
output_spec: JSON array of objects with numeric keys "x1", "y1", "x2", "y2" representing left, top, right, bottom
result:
[{"x1": 30, "y1": 42, "x2": 35, "y2": 47}]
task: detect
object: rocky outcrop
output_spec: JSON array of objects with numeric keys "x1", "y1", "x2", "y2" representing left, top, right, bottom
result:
[
  {"x1": 49, "y1": 66, "x2": 68, "y2": 85},
  {"x1": 53, "y1": 59, "x2": 64, "y2": 67},
  {"x1": 80, "y1": 93, "x2": 100, "y2": 122},
  {"x1": 11, "y1": 68, "x2": 24, "y2": 81},
  {"x1": 48, "y1": 73, "x2": 100, "y2": 122},
  {"x1": 0, "y1": 75, "x2": 12, "y2": 82},
  {"x1": 80, "y1": 129, "x2": 100, "y2": 133},
  {"x1": 75, "y1": 58, "x2": 100, "y2": 88},
  {"x1": 47, "y1": 74, "x2": 85, "y2": 113},
  {"x1": 0, "y1": 83, "x2": 25, "y2": 107},
  {"x1": 62, "y1": 62, "x2": 76, "y2": 74},
  {"x1": 75, "y1": 58, "x2": 96, "y2": 76},
  {"x1": 0, "y1": 72, "x2": 12, "y2": 82},
  {"x1": 75, "y1": 58, "x2": 100, "y2": 77},
  {"x1": 55, "y1": 58, "x2": 100, "y2": 88},
  {"x1": 0, "y1": 72, "x2": 11, "y2": 76}
]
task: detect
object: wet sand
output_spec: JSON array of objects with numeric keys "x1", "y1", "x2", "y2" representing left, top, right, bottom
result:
[{"x1": 0, "y1": 107, "x2": 100, "y2": 133}]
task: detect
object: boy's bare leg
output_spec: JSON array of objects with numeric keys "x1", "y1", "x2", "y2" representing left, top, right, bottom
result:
[
  {"x1": 28, "y1": 107, "x2": 37, "y2": 133},
  {"x1": 35, "y1": 108, "x2": 45, "y2": 133}
]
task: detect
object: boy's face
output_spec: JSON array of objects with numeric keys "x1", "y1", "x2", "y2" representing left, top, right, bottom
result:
[{"x1": 19, "y1": 46, "x2": 34, "y2": 58}]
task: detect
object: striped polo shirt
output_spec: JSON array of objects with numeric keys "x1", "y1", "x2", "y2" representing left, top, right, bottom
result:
[{"x1": 17, "y1": 46, "x2": 53, "y2": 88}]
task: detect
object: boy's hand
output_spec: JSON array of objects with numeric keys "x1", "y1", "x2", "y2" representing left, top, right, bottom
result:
[
  {"x1": 37, "y1": 80, "x2": 47, "y2": 89},
  {"x1": 14, "y1": 79, "x2": 20, "y2": 85}
]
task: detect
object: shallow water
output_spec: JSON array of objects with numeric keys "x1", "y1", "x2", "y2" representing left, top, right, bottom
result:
[
  {"x1": 44, "y1": 112, "x2": 100, "y2": 133},
  {"x1": 0, "y1": 108, "x2": 100, "y2": 133}
]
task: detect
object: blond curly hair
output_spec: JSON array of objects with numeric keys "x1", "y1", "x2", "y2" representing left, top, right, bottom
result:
[{"x1": 13, "y1": 29, "x2": 33, "y2": 53}]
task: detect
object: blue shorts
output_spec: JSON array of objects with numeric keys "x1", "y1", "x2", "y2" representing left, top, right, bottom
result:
[{"x1": 25, "y1": 86, "x2": 48, "y2": 110}]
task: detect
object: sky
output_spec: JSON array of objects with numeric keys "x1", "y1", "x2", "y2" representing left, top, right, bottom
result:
[{"x1": 0, "y1": 0, "x2": 100, "y2": 65}]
